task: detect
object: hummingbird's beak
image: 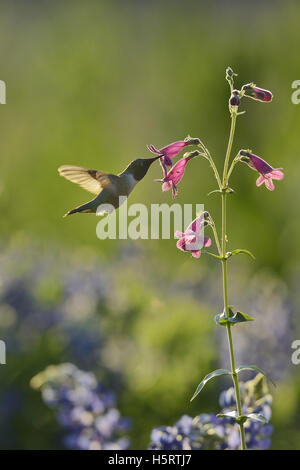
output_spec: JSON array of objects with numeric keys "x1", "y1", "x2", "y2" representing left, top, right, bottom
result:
[{"x1": 143, "y1": 155, "x2": 161, "y2": 166}]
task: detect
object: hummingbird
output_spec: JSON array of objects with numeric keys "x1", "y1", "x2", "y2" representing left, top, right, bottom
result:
[{"x1": 58, "y1": 156, "x2": 160, "y2": 217}]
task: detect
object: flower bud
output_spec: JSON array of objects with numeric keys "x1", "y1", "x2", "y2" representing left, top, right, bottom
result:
[
  {"x1": 184, "y1": 136, "x2": 201, "y2": 146},
  {"x1": 229, "y1": 91, "x2": 240, "y2": 107},
  {"x1": 242, "y1": 83, "x2": 273, "y2": 102},
  {"x1": 183, "y1": 150, "x2": 200, "y2": 159},
  {"x1": 226, "y1": 67, "x2": 234, "y2": 78},
  {"x1": 226, "y1": 67, "x2": 236, "y2": 81}
]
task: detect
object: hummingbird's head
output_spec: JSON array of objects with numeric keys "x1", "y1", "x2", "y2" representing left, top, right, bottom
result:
[{"x1": 124, "y1": 156, "x2": 160, "y2": 181}]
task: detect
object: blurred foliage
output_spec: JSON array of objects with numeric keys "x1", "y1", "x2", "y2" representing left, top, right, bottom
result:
[
  {"x1": 0, "y1": 237, "x2": 217, "y2": 449},
  {"x1": 0, "y1": 0, "x2": 299, "y2": 450}
]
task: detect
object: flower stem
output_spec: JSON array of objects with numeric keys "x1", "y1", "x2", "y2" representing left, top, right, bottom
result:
[
  {"x1": 209, "y1": 217, "x2": 222, "y2": 256},
  {"x1": 197, "y1": 141, "x2": 222, "y2": 189},
  {"x1": 207, "y1": 154, "x2": 222, "y2": 190},
  {"x1": 226, "y1": 316, "x2": 246, "y2": 450},
  {"x1": 223, "y1": 112, "x2": 237, "y2": 186},
  {"x1": 226, "y1": 152, "x2": 240, "y2": 182},
  {"x1": 221, "y1": 113, "x2": 246, "y2": 450}
]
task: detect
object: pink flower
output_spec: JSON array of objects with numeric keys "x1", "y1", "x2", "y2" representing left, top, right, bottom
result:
[
  {"x1": 147, "y1": 137, "x2": 200, "y2": 177},
  {"x1": 147, "y1": 141, "x2": 188, "y2": 168},
  {"x1": 175, "y1": 216, "x2": 211, "y2": 259},
  {"x1": 242, "y1": 83, "x2": 273, "y2": 102},
  {"x1": 255, "y1": 170, "x2": 284, "y2": 191},
  {"x1": 156, "y1": 151, "x2": 199, "y2": 198},
  {"x1": 240, "y1": 151, "x2": 284, "y2": 191}
]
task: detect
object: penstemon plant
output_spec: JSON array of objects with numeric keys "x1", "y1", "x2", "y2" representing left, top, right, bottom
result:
[{"x1": 147, "y1": 67, "x2": 283, "y2": 450}]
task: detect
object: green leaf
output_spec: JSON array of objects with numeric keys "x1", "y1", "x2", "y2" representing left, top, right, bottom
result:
[
  {"x1": 207, "y1": 189, "x2": 221, "y2": 196},
  {"x1": 232, "y1": 311, "x2": 255, "y2": 323},
  {"x1": 208, "y1": 187, "x2": 235, "y2": 196},
  {"x1": 215, "y1": 308, "x2": 254, "y2": 327},
  {"x1": 217, "y1": 412, "x2": 248, "y2": 425},
  {"x1": 236, "y1": 416, "x2": 248, "y2": 425},
  {"x1": 217, "y1": 412, "x2": 268, "y2": 425},
  {"x1": 215, "y1": 312, "x2": 229, "y2": 326},
  {"x1": 190, "y1": 369, "x2": 231, "y2": 402},
  {"x1": 236, "y1": 365, "x2": 276, "y2": 387},
  {"x1": 246, "y1": 413, "x2": 269, "y2": 424},
  {"x1": 217, "y1": 411, "x2": 238, "y2": 420},
  {"x1": 231, "y1": 248, "x2": 255, "y2": 260},
  {"x1": 203, "y1": 251, "x2": 222, "y2": 260}
]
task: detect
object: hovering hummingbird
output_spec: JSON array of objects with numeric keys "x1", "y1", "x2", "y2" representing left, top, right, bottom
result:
[{"x1": 58, "y1": 156, "x2": 160, "y2": 217}]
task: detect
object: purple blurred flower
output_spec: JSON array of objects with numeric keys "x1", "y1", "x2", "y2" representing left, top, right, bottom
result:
[
  {"x1": 242, "y1": 84, "x2": 273, "y2": 102},
  {"x1": 241, "y1": 151, "x2": 284, "y2": 191},
  {"x1": 31, "y1": 363, "x2": 130, "y2": 450},
  {"x1": 149, "y1": 375, "x2": 273, "y2": 450},
  {"x1": 217, "y1": 272, "x2": 292, "y2": 383},
  {"x1": 175, "y1": 215, "x2": 211, "y2": 259}
]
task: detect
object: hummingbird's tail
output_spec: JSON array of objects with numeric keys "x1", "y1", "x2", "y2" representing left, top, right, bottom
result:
[
  {"x1": 63, "y1": 202, "x2": 95, "y2": 217},
  {"x1": 63, "y1": 208, "x2": 79, "y2": 217}
]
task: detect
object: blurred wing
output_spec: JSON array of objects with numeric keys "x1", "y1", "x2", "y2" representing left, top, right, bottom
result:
[{"x1": 58, "y1": 165, "x2": 120, "y2": 195}]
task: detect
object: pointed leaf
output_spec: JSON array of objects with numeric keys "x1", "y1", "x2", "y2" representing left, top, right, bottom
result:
[
  {"x1": 208, "y1": 187, "x2": 235, "y2": 196},
  {"x1": 217, "y1": 412, "x2": 248, "y2": 425},
  {"x1": 208, "y1": 189, "x2": 221, "y2": 196},
  {"x1": 215, "y1": 307, "x2": 234, "y2": 326},
  {"x1": 233, "y1": 311, "x2": 255, "y2": 323},
  {"x1": 231, "y1": 249, "x2": 255, "y2": 260},
  {"x1": 203, "y1": 251, "x2": 222, "y2": 260},
  {"x1": 217, "y1": 411, "x2": 238, "y2": 420},
  {"x1": 225, "y1": 187, "x2": 235, "y2": 194},
  {"x1": 246, "y1": 413, "x2": 269, "y2": 424},
  {"x1": 215, "y1": 312, "x2": 229, "y2": 326},
  {"x1": 236, "y1": 365, "x2": 276, "y2": 387},
  {"x1": 190, "y1": 369, "x2": 231, "y2": 401},
  {"x1": 236, "y1": 415, "x2": 248, "y2": 425},
  {"x1": 215, "y1": 309, "x2": 254, "y2": 327}
]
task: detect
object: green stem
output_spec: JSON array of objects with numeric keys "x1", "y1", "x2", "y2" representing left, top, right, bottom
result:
[
  {"x1": 210, "y1": 219, "x2": 222, "y2": 257},
  {"x1": 222, "y1": 112, "x2": 237, "y2": 187},
  {"x1": 226, "y1": 322, "x2": 246, "y2": 450},
  {"x1": 206, "y1": 154, "x2": 222, "y2": 189},
  {"x1": 197, "y1": 141, "x2": 222, "y2": 189},
  {"x1": 221, "y1": 114, "x2": 246, "y2": 450},
  {"x1": 226, "y1": 152, "x2": 241, "y2": 182}
]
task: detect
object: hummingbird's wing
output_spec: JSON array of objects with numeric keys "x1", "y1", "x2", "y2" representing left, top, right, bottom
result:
[{"x1": 58, "y1": 165, "x2": 120, "y2": 195}]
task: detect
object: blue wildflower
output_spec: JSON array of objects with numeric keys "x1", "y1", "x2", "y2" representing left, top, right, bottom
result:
[
  {"x1": 149, "y1": 374, "x2": 273, "y2": 450},
  {"x1": 31, "y1": 363, "x2": 130, "y2": 450}
]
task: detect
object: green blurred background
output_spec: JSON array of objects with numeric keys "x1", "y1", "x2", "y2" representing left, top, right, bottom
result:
[{"x1": 0, "y1": 0, "x2": 300, "y2": 449}]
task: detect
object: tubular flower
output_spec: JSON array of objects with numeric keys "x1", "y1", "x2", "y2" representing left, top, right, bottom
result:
[
  {"x1": 240, "y1": 151, "x2": 284, "y2": 191},
  {"x1": 147, "y1": 141, "x2": 189, "y2": 168},
  {"x1": 175, "y1": 215, "x2": 211, "y2": 259},
  {"x1": 156, "y1": 151, "x2": 199, "y2": 198},
  {"x1": 147, "y1": 137, "x2": 200, "y2": 176},
  {"x1": 242, "y1": 84, "x2": 273, "y2": 102}
]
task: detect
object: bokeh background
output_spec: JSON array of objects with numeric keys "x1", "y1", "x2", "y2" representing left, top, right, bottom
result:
[{"x1": 0, "y1": 0, "x2": 300, "y2": 449}]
